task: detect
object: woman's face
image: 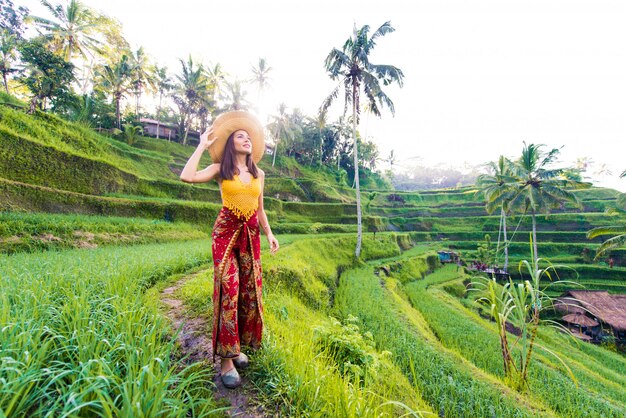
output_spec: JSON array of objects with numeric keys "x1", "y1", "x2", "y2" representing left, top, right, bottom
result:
[{"x1": 233, "y1": 130, "x2": 252, "y2": 155}]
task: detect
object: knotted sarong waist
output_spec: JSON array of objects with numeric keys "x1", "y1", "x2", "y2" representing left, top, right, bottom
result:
[{"x1": 213, "y1": 207, "x2": 259, "y2": 271}]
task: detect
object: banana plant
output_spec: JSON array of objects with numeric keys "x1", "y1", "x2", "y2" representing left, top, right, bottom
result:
[{"x1": 471, "y1": 238, "x2": 580, "y2": 391}]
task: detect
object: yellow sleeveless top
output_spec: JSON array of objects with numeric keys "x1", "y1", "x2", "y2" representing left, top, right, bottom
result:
[{"x1": 221, "y1": 174, "x2": 261, "y2": 220}]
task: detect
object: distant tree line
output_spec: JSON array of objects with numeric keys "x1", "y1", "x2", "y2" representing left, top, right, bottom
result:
[{"x1": 392, "y1": 164, "x2": 481, "y2": 190}]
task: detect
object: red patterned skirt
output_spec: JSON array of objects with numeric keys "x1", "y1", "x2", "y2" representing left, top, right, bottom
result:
[{"x1": 211, "y1": 207, "x2": 264, "y2": 359}]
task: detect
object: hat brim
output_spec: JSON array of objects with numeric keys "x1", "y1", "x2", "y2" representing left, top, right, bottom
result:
[{"x1": 208, "y1": 111, "x2": 265, "y2": 164}]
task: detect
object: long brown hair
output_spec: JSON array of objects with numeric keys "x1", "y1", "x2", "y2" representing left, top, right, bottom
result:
[{"x1": 219, "y1": 131, "x2": 259, "y2": 180}]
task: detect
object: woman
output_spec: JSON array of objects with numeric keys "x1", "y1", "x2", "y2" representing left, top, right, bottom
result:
[{"x1": 179, "y1": 111, "x2": 279, "y2": 389}]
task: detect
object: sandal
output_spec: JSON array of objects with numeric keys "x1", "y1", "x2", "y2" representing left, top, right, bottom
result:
[
  {"x1": 233, "y1": 352, "x2": 249, "y2": 369},
  {"x1": 220, "y1": 367, "x2": 241, "y2": 389}
]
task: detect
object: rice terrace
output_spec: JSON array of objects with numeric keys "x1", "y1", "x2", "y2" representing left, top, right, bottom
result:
[{"x1": 1, "y1": 0, "x2": 626, "y2": 417}]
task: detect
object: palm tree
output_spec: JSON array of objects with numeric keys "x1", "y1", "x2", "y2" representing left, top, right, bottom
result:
[
  {"x1": 122, "y1": 123, "x2": 143, "y2": 145},
  {"x1": 476, "y1": 156, "x2": 517, "y2": 271},
  {"x1": 31, "y1": 0, "x2": 103, "y2": 62},
  {"x1": 153, "y1": 65, "x2": 173, "y2": 139},
  {"x1": 130, "y1": 47, "x2": 155, "y2": 117},
  {"x1": 507, "y1": 143, "x2": 590, "y2": 268},
  {"x1": 96, "y1": 54, "x2": 132, "y2": 129},
  {"x1": 268, "y1": 103, "x2": 295, "y2": 167},
  {"x1": 286, "y1": 108, "x2": 306, "y2": 157},
  {"x1": 594, "y1": 163, "x2": 613, "y2": 177},
  {"x1": 172, "y1": 56, "x2": 209, "y2": 144},
  {"x1": 0, "y1": 30, "x2": 18, "y2": 94},
  {"x1": 311, "y1": 112, "x2": 327, "y2": 165},
  {"x1": 223, "y1": 79, "x2": 250, "y2": 111},
  {"x1": 206, "y1": 62, "x2": 226, "y2": 107},
  {"x1": 250, "y1": 57, "x2": 271, "y2": 113},
  {"x1": 320, "y1": 21, "x2": 404, "y2": 257}
]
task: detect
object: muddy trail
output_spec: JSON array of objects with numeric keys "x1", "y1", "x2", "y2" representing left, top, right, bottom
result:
[{"x1": 160, "y1": 269, "x2": 268, "y2": 417}]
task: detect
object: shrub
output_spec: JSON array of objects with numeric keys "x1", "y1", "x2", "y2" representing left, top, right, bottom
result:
[{"x1": 313, "y1": 315, "x2": 389, "y2": 383}]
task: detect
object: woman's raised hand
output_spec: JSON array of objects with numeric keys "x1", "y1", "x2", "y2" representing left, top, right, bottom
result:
[{"x1": 199, "y1": 128, "x2": 216, "y2": 151}]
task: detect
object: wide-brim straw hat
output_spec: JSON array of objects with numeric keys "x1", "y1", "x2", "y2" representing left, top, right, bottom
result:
[{"x1": 208, "y1": 110, "x2": 265, "y2": 163}]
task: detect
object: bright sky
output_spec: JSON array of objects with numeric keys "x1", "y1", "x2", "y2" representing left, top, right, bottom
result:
[{"x1": 23, "y1": 0, "x2": 626, "y2": 191}]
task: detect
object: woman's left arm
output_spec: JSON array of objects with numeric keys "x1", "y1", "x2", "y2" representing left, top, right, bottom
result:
[{"x1": 258, "y1": 169, "x2": 279, "y2": 254}]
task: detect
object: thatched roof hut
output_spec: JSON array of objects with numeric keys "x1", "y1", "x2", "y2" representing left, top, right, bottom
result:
[
  {"x1": 554, "y1": 299, "x2": 586, "y2": 315},
  {"x1": 570, "y1": 331, "x2": 593, "y2": 341},
  {"x1": 562, "y1": 313, "x2": 600, "y2": 328},
  {"x1": 557, "y1": 290, "x2": 626, "y2": 334}
]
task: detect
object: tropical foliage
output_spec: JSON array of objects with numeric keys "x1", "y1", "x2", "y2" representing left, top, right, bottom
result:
[
  {"x1": 18, "y1": 37, "x2": 75, "y2": 113},
  {"x1": 587, "y1": 192, "x2": 626, "y2": 258},
  {"x1": 476, "y1": 155, "x2": 516, "y2": 270},
  {"x1": 472, "y1": 251, "x2": 578, "y2": 391},
  {"x1": 320, "y1": 21, "x2": 404, "y2": 256},
  {"x1": 1, "y1": 2, "x2": 395, "y2": 194},
  {"x1": 480, "y1": 143, "x2": 590, "y2": 267}
]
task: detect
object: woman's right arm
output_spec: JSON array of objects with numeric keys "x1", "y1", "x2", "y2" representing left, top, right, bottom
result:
[{"x1": 180, "y1": 128, "x2": 220, "y2": 183}]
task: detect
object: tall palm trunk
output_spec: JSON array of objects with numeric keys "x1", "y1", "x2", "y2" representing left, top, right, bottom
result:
[
  {"x1": 114, "y1": 91, "x2": 122, "y2": 129},
  {"x1": 156, "y1": 92, "x2": 163, "y2": 139},
  {"x1": 319, "y1": 126, "x2": 323, "y2": 165},
  {"x1": 272, "y1": 127, "x2": 280, "y2": 167},
  {"x1": 531, "y1": 208, "x2": 538, "y2": 269},
  {"x1": 67, "y1": 40, "x2": 74, "y2": 63},
  {"x1": 80, "y1": 61, "x2": 94, "y2": 94},
  {"x1": 183, "y1": 128, "x2": 189, "y2": 145},
  {"x1": 3, "y1": 73, "x2": 8, "y2": 94},
  {"x1": 501, "y1": 206, "x2": 509, "y2": 271},
  {"x1": 352, "y1": 84, "x2": 362, "y2": 258}
]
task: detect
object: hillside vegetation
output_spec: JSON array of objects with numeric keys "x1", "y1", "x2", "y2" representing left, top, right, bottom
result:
[{"x1": 1, "y1": 103, "x2": 625, "y2": 416}]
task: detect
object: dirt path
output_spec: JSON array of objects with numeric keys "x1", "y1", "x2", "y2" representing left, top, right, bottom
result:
[{"x1": 160, "y1": 269, "x2": 267, "y2": 417}]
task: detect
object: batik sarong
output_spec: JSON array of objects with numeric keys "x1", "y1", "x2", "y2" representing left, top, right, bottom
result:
[{"x1": 211, "y1": 206, "x2": 263, "y2": 359}]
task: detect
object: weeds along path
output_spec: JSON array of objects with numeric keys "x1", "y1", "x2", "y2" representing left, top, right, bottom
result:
[
  {"x1": 160, "y1": 268, "x2": 268, "y2": 418},
  {"x1": 0, "y1": 239, "x2": 225, "y2": 416}
]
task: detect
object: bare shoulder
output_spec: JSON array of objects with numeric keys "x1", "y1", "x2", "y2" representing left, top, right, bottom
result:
[{"x1": 257, "y1": 168, "x2": 265, "y2": 178}]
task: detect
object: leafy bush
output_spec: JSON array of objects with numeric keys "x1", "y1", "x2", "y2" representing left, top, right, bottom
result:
[
  {"x1": 313, "y1": 315, "x2": 389, "y2": 383},
  {"x1": 443, "y1": 281, "x2": 467, "y2": 298}
]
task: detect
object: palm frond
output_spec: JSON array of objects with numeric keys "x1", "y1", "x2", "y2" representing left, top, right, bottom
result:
[
  {"x1": 594, "y1": 234, "x2": 626, "y2": 258},
  {"x1": 587, "y1": 225, "x2": 626, "y2": 239},
  {"x1": 324, "y1": 48, "x2": 350, "y2": 78},
  {"x1": 367, "y1": 21, "x2": 394, "y2": 53},
  {"x1": 319, "y1": 78, "x2": 344, "y2": 118},
  {"x1": 370, "y1": 63, "x2": 405, "y2": 87},
  {"x1": 362, "y1": 70, "x2": 395, "y2": 116},
  {"x1": 540, "y1": 146, "x2": 563, "y2": 169}
]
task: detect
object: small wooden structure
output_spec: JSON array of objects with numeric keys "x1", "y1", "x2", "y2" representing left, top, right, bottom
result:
[
  {"x1": 468, "y1": 260, "x2": 511, "y2": 280},
  {"x1": 140, "y1": 118, "x2": 177, "y2": 140},
  {"x1": 438, "y1": 250, "x2": 459, "y2": 264},
  {"x1": 561, "y1": 313, "x2": 601, "y2": 340},
  {"x1": 556, "y1": 290, "x2": 626, "y2": 341}
]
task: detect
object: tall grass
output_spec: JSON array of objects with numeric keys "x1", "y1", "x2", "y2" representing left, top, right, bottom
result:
[
  {"x1": 334, "y1": 265, "x2": 541, "y2": 417},
  {"x1": 251, "y1": 234, "x2": 433, "y2": 416},
  {"x1": 403, "y1": 266, "x2": 626, "y2": 416},
  {"x1": 0, "y1": 211, "x2": 208, "y2": 253},
  {"x1": 0, "y1": 239, "x2": 220, "y2": 416}
]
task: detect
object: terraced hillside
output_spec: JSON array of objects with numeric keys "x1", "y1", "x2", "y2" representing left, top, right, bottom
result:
[
  {"x1": 1, "y1": 103, "x2": 625, "y2": 416},
  {"x1": 2, "y1": 104, "x2": 624, "y2": 289}
]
